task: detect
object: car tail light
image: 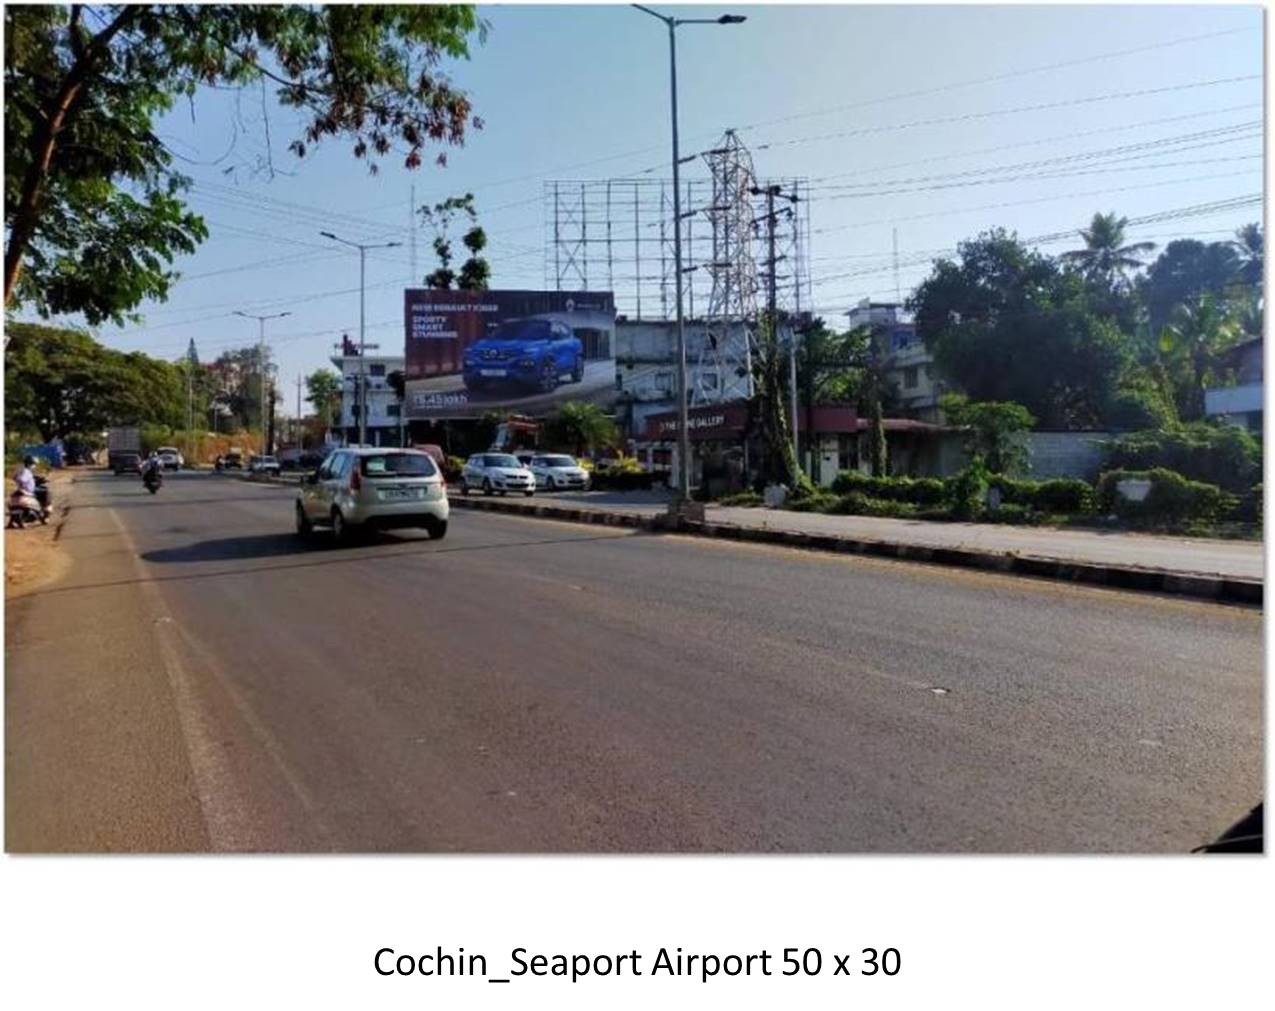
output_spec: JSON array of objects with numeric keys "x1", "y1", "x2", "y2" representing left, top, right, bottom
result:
[{"x1": 350, "y1": 468, "x2": 362, "y2": 492}]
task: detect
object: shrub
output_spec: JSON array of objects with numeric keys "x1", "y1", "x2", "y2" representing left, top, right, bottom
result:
[
  {"x1": 1103, "y1": 423, "x2": 1260, "y2": 492},
  {"x1": 717, "y1": 491, "x2": 762, "y2": 507},
  {"x1": 786, "y1": 491, "x2": 838, "y2": 513},
  {"x1": 988, "y1": 475, "x2": 1093, "y2": 514},
  {"x1": 1095, "y1": 468, "x2": 1225, "y2": 525},
  {"x1": 831, "y1": 471, "x2": 947, "y2": 505},
  {"x1": 982, "y1": 503, "x2": 1042, "y2": 525},
  {"x1": 444, "y1": 456, "x2": 465, "y2": 482},
  {"x1": 948, "y1": 457, "x2": 990, "y2": 520},
  {"x1": 828, "y1": 493, "x2": 917, "y2": 518}
]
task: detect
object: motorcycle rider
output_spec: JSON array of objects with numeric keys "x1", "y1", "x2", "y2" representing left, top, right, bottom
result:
[
  {"x1": 141, "y1": 451, "x2": 163, "y2": 487},
  {"x1": 10, "y1": 455, "x2": 45, "y2": 518}
]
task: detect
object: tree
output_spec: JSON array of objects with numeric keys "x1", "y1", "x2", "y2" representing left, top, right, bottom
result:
[
  {"x1": 1157, "y1": 294, "x2": 1243, "y2": 421},
  {"x1": 304, "y1": 367, "x2": 342, "y2": 431},
  {"x1": 543, "y1": 400, "x2": 616, "y2": 458},
  {"x1": 4, "y1": 320, "x2": 184, "y2": 440},
  {"x1": 1060, "y1": 212, "x2": 1155, "y2": 288},
  {"x1": 1138, "y1": 239, "x2": 1242, "y2": 337},
  {"x1": 749, "y1": 315, "x2": 804, "y2": 489},
  {"x1": 910, "y1": 230, "x2": 1129, "y2": 429},
  {"x1": 5, "y1": 5, "x2": 485, "y2": 322},
  {"x1": 420, "y1": 192, "x2": 489, "y2": 290},
  {"x1": 1231, "y1": 222, "x2": 1263, "y2": 289},
  {"x1": 939, "y1": 394, "x2": 1035, "y2": 475}
]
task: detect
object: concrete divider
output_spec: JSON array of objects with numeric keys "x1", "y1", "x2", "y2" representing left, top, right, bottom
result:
[{"x1": 448, "y1": 494, "x2": 1262, "y2": 607}]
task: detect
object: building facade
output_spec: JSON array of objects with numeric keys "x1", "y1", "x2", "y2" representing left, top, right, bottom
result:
[
  {"x1": 845, "y1": 299, "x2": 946, "y2": 424},
  {"x1": 330, "y1": 349, "x2": 406, "y2": 447},
  {"x1": 1204, "y1": 337, "x2": 1263, "y2": 433}
]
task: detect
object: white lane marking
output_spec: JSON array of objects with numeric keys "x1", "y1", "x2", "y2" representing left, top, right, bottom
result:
[{"x1": 106, "y1": 507, "x2": 334, "y2": 850}]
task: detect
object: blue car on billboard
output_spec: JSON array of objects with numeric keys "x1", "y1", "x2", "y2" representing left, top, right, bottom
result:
[{"x1": 462, "y1": 318, "x2": 584, "y2": 393}]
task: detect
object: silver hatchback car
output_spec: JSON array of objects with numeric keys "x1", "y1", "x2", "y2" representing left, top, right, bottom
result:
[{"x1": 296, "y1": 448, "x2": 449, "y2": 541}]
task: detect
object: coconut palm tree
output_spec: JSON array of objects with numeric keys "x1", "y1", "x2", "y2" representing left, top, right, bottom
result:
[
  {"x1": 1060, "y1": 212, "x2": 1156, "y2": 287},
  {"x1": 1158, "y1": 295, "x2": 1242, "y2": 420},
  {"x1": 1230, "y1": 222, "x2": 1263, "y2": 289}
]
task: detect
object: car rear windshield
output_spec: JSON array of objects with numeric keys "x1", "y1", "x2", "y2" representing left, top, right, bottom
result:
[
  {"x1": 537, "y1": 456, "x2": 576, "y2": 468},
  {"x1": 360, "y1": 453, "x2": 438, "y2": 478},
  {"x1": 483, "y1": 454, "x2": 521, "y2": 468}
]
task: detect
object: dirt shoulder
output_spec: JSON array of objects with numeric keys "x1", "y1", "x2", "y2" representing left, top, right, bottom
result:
[{"x1": 4, "y1": 469, "x2": 74, "y2": 597}]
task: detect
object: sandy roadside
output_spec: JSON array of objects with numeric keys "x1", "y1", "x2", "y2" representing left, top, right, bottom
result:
[{"x1": 4, "y1": 469, "x2": 74, "y2": 596}]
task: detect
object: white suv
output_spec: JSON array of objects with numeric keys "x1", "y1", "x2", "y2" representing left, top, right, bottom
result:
[
  {"x1": 530, "y1": 454, "x2": 590, "y2": 491},
  {"x1": 296, "y1": 448, "x2": 449, "y2": 541},
  {"x1": 460, "y1": 453, "x2": 536, "y2": 497}
]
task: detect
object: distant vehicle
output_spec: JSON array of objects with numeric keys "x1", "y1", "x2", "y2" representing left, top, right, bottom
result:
[
  {"x1": 296, "y1": 448, "x2": 448, "y2": 542},
  {"x1": 112, "y1": 451, "x2": 142, "y2": 476},
  {"x1": 413, "y1": 444, "x2": 447, "y2": 471},
  {"x1": 106, "y1": 426, "x2": 141, "y2": 473},
  {"x1": 155, "y1": 446, "x2": 183, "y2": 471},
  {"x1": 462, "y1": 318, "x2": 583, "y2": 393},
  {"x1": 222, "y1": 448, "x2": 245, "y2": 470},
  {"x1": 531, "y1": 454, "x2": 590, "y2": 491},
  {"x1": 460, "y1": 453, "x2": 536, "y2": 497},
  {"x1": 249, "y1": 455, "x2": 281, "y2": 476}
]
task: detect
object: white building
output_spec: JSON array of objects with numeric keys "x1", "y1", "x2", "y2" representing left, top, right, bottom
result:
[
  {"x1": 330, "y1": 350, "x2": 406, "y2": 447},
  {"x1": 1204, "y1": 337, "x2": 1263, "y2": 433},
  {"x1": 846, "y1": 299, "x2": 946, "y2": 424}
]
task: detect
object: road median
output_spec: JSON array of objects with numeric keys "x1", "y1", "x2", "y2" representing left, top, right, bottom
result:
[{"x1": 448, "y1": 493, "x2": 1262, "y2": 606}]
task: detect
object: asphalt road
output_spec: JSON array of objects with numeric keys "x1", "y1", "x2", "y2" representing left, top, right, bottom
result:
[{"x1": 5, "y1": 470, "x2": 1263, "y2": 852}]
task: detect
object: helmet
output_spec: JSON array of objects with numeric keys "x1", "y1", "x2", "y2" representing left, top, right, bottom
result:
[{"x1": 23, "y1": 455, "x2": 36, "y2": 467}]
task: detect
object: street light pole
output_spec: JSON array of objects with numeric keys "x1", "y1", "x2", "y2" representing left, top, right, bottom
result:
[
  {"x1": 234, "y1": 310, "x2": 291, "y2": 455},
  {"x1": 633, "y1": 5, "x2": 745, "y2": 506},
  {"x1": 321, "y1": 231, "x2": 403, "y2": 446}
]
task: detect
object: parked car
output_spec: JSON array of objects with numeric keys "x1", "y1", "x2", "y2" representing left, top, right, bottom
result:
[
  {"x1": 530, "y1": 454, "x2": 591, "y2": 491},
  {"x1": 249, "y1": 455, "x2": 281, "y2": 476},
  {"x1": 461, "y1": 318, "x2": 584, "y2": 393},
  {"x1": 296, "y1": 448, "x2": 448, "y2": 541},
  {"x1": 155, "y1": 446, "x2": 184, "y2": 470},
  {"x1": 222, "y1": 449, "x2": 245, "y2": 470},
  {"x1": 460, "y1": 453, "x2": 536, "y2": 496},
  {"x1": 112, "y1": 451, "x2": 142, "y2": 476}
]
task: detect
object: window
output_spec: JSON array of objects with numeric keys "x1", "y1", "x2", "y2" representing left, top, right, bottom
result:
[
  {"x1": 387, "y1": 403, "x2": 400, "y2": 417},
  {"x1": 903, "y1": 366, "x2": 919, "y2": 389},
  {"x1": 368, "y1": 364, "x2": 386, "y2": 377},
  {"x1": 360, "y1": 453, "x2": 436, "y2": 477}
]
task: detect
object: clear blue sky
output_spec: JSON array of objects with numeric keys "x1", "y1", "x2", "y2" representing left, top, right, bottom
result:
[{"x1": 49, "y1": 3, "x2": 1264, "y2": 417}]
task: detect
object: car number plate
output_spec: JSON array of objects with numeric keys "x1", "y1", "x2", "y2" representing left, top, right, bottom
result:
[
  {"x1": 480, "y1": 368, "x2": 506, "y2": 377},
  {"x1": 379, "y1": 488, "x2": 421, "y2": 501}
]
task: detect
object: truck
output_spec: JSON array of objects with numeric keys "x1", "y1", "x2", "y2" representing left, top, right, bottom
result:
[{"x1": 107, "y1": 426, "x2": 142, "y2": 474}]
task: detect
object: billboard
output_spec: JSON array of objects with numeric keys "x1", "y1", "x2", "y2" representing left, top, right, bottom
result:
[{"x1": 404, "y1": 289, "x2": 617, "y2": 420}]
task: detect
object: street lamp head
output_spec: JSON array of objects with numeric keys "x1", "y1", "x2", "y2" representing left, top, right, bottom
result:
[
  {"x1": 717, "y1": 14, "x2": 746, "y2": 24},
  {"x1": 319, "y1": 231, "x2": 338, "y2": 241}
]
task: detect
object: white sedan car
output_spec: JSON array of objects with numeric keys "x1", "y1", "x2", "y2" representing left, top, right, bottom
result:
[
  {"x1": 460, "y1": 453, "x2": 536, "y2": 497},
  {"x1": 530, "y1": 454, "x2": 590, "y2": 491}
]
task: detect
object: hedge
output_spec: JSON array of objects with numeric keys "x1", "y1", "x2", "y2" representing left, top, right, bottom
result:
[
  {"x1": 1095, "y1": 468, "x2": 1226, "y2": 525},
  {"x1": 989, "y1": 476, "x2": 1093, "y2": 514},
  {"x1": 1103, "y1": 424, "x2": 1261, "y2": 492},
  {"x1": 830, "y1": 471, "x2": 947, "y2": 505}
]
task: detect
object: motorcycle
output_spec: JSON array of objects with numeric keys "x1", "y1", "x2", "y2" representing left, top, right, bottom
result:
[
  {"x1": 142, "y1": 465, "x2": 163, "y2": 495},
  {"x1": 7, "y1": 475, "x2": 50, "y2": 528}
]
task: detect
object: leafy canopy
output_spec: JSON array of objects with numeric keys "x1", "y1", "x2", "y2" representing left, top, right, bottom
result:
[{"x1": 5, "y1": 4, "x2": 484, "y2": 324}]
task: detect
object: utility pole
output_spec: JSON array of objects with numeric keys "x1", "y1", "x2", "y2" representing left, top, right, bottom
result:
[
  {"x1": 296, "y1": 375, "x2": 303, "y2": 448},
  {"x1": 753, "y1": 183, "x2": 801, "y2": 477},
  {"x1": 321, "y1": 232, "x2": 402, "y2": 446},
  {"x1": 234, "y1": 310, "x2": 291, "y2": 455}
]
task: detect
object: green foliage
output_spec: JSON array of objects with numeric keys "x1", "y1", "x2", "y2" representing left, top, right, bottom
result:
[
  {"x1": 5, "y1": 321, "x2": 184, "y2": 440},
  {"x1": 939, "y1": 393, "x2": 1035, "y2": 474},
  {"x1": 988, "y1": 476, "x2": 1093, "y2": 514},
  {"x1": 828, "y1": 492, "x2": 917, "y2": 518},
  {"x1": 542, "y1": 401, "x2": 617, "y2": 458},
  {"x1": 5, "y1": 5, "x2": 484, "y2": 320},
  {"x1": 420, "y1": 193, "x2": 489, "y2": 290},
  {"x1": 1103, "y1": 423, "x2": 1260, "y2": 492},
  {"x1": 981, "y1": 503, "x2": 1044, "y2": 526},
  {"x1": 1156, "y1": 294, "x2": 1245, "y2": 421},
  {"x1": 1059, "y1": 212, "x2": 1156, "y2": 289},
  {"x1": 948, "y1": 456, "x2": 991, "y2": 520},
  {"x1": 1138, "y1": 239, "x2": 1244, "y2": 338},
  {"x1": 304, "y1": 368, "x2": 342, "y2": 428},
  {"x1": 830, "y1": 471, "x2": 947, "y2": 506},
  {"x1": 1095, "y1": 468, "x2": 1226, "y2": 526},
  {"x1": 717, "y1": 491, "x2": 763, "y2": 507},
  {"x1": 444, "y1": 455, "x2": 465, "y2": 482},
  {"x1": 910, "y1": 230, "x2": 1130, "y2": 429}
]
